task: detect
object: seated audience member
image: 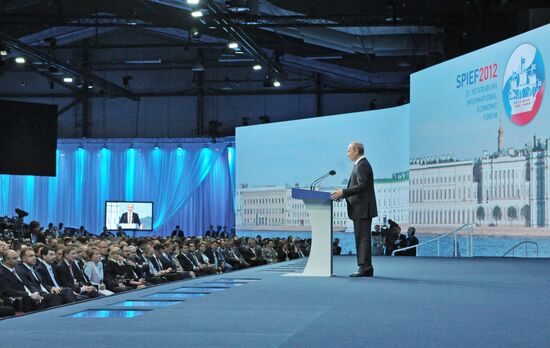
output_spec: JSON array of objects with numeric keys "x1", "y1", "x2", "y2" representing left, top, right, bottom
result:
[
  {"x1": 171, "y1": 225, "x2": 185, "y2": 239},
  {"x1": 100, "y1": 227, "x2": 115, "y2": 238},
  {"x1": 15, "y1": 248, "x2": 64, "y2": 309},
  {"x1": 177, "y1": 243, "x2": 201, "y2": 273},
  {"x1": 292, "y1": 240, "x2": 306, "y2": 258},
  {"x1": 54, "y1": 246, "x2": 64, "y2": 264},
  {"x1": 141, "y1": 246, "x2": 174, "y2": 284},
  {"x1": 36, "y1": 247, "x2": 78, "y2": 304},
  {"x1": 404, "y1": 227, "x2": 419, "y2": 256},
  {"x1": 29, "y1": 221, "x2": 46, "y2": 244},
  {"x1": 222, "y1": 239, "x2": 248, "y2": 269},
  {"x1": 240, "y1": 238, "x2": 265, "y2": 266},
  {"x1": 55, "y1": 246, "x2": 99, "y2": 298},
  {"x1": 195, "y1": 242, "x2": 219, "y2": 274},
  {"x1": 277, "y1": 242, "x2": 292, "y2": 262},
  {"x1": 0, "y1": 249, "x2": 58, "y2": 312},
  {"x1": 332, "y1": 238, "x2": 342, "y2": 255},
  {"x1": 0, "y1": 240, "x2": 8, "y2": 263},
  {"x1": 84, "y1": 248, "x2": 116, "y2": 295},
  {"x1": 207, "y1": 240, "x2": 233, "y2": 272},
  {"x1": 121, "y1": 246, "x2": 149, "y2": 288},
  {"x1": 262, "y1": 240, "x2": 279, "y2": 264}
]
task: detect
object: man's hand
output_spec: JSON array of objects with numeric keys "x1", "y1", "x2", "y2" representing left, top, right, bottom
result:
[
  {"x1": 51, "y1": 287, "x2": 62, "y2": 294},
  {"x1": 330, "y1": 189, "x2": 344, "y2": 201}
]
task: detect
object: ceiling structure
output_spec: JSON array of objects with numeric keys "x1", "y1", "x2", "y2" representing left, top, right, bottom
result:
[{"x1": 0, "y1": 0, "x2": 549, "y2": 101}]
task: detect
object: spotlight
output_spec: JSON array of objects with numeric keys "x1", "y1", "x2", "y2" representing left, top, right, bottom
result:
[
  {"x1": 191, "y1": 10, "x2": 203, "y2": 18},
  {"x1": 0, "y1": 49, "x2": 8, "y2": 56},
  {"x1": 273, "y1": 80, "x2": 281, "y2": 87},
  {"x1": 187, "y1": 0, "x2": 200, "y2": 4},
  {"x1": 227, "y1": 41, "x2": 239, "y2": 49},
  {"x1": 242, "y1": 117, "x2": 250, "y2": 126},
  {"x1": 63, "y1": 77, "x2": 74, "y2": 83},
  {"x1": 15, "y1": 57, "x2": 26, "y2": 64},
  {"x1": 102, "y1": 144, "x2": 108, "y2": 149},
  {"x1": 87, "y1": 83, "x2": 94, "y2": 89},
  {"x1": 259, "y1": 115, "x2": 270, "y2": 124},
  {"x1": 263, "y1": 74, "x2": 281, "y2": 88},
  {"x1": 191, "y1": 27, "x2": 201, "y2": 38},
  {"x1": 154, "y1": 143, "x2": 160, "y2": 150},
  {"x1": 252, "y1": 64, "x2": 262, "y2": 71},
  {"x1": 176, "y1": 144, "x2": 182, "y2": 151}
]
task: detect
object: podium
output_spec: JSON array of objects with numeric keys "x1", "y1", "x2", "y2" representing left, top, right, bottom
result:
[{"x1": 283, "y1": 188, "x2": 333, "y2": 277}]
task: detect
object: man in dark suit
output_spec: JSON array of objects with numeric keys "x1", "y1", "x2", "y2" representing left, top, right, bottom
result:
[
  {"x1": 55, "y1": 246, "x2": 99, "y2": 298},
  {"x1": 0, "y1": 250, "x2": 51, "y2": 312},
  {"x1": 119, "y1": 203, "x2": 142, "y2": 229},
  {"x1": 36, "y1": 247, "x2": 78, "y2": 303},
  {"x1": 331, "y1": 141, "x2": 378, "y2": 277},
  {"x1": 15, "y1": 248, "x2": 63, "y2": 308}
]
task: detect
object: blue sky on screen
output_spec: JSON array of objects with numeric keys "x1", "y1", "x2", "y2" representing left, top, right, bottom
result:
[{"x1": 236, "y1": 105, "x2": 409, "y2": 188}]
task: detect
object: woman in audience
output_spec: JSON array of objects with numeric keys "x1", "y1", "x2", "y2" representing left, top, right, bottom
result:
[{"x1": 83, "y1": 248, "x2": 114, "y2": 296}]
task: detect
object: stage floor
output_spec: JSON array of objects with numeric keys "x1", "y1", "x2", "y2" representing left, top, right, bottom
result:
[{"x1": 2, "y1": 256, "x2": 550, "y2": 347}]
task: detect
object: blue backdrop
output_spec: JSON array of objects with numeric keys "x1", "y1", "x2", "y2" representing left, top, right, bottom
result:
[{"x1": 0, "y1": 138, "x2": 236, "y2": 236}]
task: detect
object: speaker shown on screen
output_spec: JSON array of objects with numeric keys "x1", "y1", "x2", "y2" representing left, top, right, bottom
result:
[{"x1": 0, "y1": 100, "x2": 58, "y2": 176}]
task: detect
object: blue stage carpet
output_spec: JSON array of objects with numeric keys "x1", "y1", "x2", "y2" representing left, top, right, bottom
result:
[{"x1": 2, "y1": 256, "x2": 550, "y2": 347}]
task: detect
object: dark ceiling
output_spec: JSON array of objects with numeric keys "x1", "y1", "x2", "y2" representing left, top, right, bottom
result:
[{"x1": 1, "y1": 0, "x2": 549, "y2": 100}]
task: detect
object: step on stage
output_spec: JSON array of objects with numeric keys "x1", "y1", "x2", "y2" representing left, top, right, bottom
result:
[{"x1": 2, "y1": 256, "x2": 550, "y2": 347}]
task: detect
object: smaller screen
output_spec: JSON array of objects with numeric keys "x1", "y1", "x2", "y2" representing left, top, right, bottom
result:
[{"x1": 105, "y1": 201, "x2": 153, "y2": 231}]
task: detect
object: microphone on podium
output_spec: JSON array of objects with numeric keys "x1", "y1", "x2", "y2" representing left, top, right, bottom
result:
[{"x1": 309, "y1": 170, "x2": 336, "y2": 191}]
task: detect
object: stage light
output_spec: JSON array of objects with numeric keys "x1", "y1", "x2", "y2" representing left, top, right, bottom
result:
[
  {"x1": 87, "y1": 83, "x2": 94, "y2": 89},
  {"x1": 63, "y1": 77, "x2": 74, "y2": 83},
  {"x1": 191, "y1": 27, "x2": 201, "y2": 38},
  {"x1": 187, "y1": 0, "x2": 200, "y2": 4},
  {"x1": 191, "y1": 10, "x2": 203, "y2": 18},
  {"x1": 15, "y1": 57, "x2": 26, "y2": 64},
  {"x1": 0, "y1": 49, "x2": 8, "y2": 56},
  {"x1": 252, "y1": 64, "x2": 262, "y2": 71},
  {"x1": 154, "y1": 143, "x2": 160, "y2": 150},
  {"x1": 273, "y1": 80, "x2": 281, "y2": 87},
  {"x1": 228, "y1": 41, "x2": 239, "y2": 49},
  {"x1": 102, "y1": 144, "x2": 108, "y2": 149},
  {"x1": 259, "y1": 115, "x2": 270, "y2": 124}
]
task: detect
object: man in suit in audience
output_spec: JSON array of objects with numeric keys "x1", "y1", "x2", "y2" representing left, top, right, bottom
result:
[
  {"x1": 55, "y1": 246, "x2": 99, "y2": 298},
  {"x1": 15, "y1": 248, "x2": 63, "y2": 308},
  {"x1": 331, "y1": 141, "x2": 377, "y2": 277},
  {"x1": 171, "y1": 226, "x2": 184, "y2": 239},
  {"x1": 0, "y1": 250, "x2": 50, "y2": 312},
  {"x1": 36, "y1": 247, "x2": 78, "y2": 303}
]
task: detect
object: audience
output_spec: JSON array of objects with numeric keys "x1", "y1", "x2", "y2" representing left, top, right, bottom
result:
[{"x1": 0, "y1": 220, "x2": 317, "y2": 318}]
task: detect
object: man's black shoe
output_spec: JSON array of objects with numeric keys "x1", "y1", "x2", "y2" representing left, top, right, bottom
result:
[{"x1": 349, "y1": 268, "x2": 374, "y2": 277}]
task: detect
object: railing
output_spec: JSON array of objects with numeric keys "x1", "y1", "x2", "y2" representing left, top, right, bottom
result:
[
  {"x1": 391, "y1": 224, "x2": 475, "y2": 257},
  {"x1": 502, "y1": 241, "x2": 539, "y2": 258}
]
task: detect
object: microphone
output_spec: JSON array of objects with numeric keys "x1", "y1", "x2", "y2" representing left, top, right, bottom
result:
[{"x1": 309, "y1": 170, "x2": 336, "y2": 191}]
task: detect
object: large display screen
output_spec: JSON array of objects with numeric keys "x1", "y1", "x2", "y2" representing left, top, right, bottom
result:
[
  {"x1": 236, "y1": 105, "x2": 410, "y2": 234},
  {"x1": 410, "y1": 24, "x2": 550, "y2": 242},
  {"x1": 105, "y1": 201, "x2": 154, "y2": 231}
]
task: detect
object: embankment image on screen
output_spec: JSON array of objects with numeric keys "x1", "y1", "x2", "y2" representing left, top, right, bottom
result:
[
  {"x1": 106, "y1": 201, "x2": 154, "y2": 231},
  {"x1": 410, "y1": 24, "x2": 550, "y2": 253},
  {"x1": 236, "y1": 105, "x2": 409, "y2": 234}
]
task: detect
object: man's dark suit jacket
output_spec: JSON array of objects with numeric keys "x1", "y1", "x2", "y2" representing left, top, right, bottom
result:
[
  {"x1": 36, "y1": 262, "x2": 60, "y2": 290},
  {"x1": 55, "y1": 261, "x2": 80, "y2": 292},
  {"x1": 119, "y1": 212, "x2": 141, "y2": 225},
  {"x1": 177, "y1": 253, "x2": 196, "y2": 272},
  {"x1": 0, "y1": 265, "x2": 31, "y2": 298},
  {"x1": 15, "y1": 264, "x2": 49, "y2": 294},
  {"x1": 342, "y1": 157, "x2": 378, "y2": 220}
]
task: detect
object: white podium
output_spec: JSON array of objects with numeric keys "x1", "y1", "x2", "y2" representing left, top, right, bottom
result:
[{"x1": 283, "y1": 188, "x2": 333, "y2": 277}]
